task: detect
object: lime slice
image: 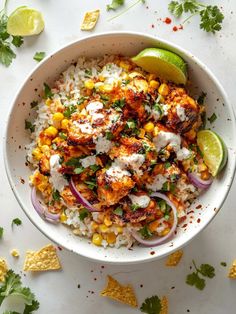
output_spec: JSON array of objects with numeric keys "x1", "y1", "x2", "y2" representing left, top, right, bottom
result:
[
  {"x1": 7, "y1": 6, "x2": 45, "y2": 36},
  {"x1": 132, "y1": 48, "x2": 187, "y2": 85},
  {"x1": 197, "y1": 130, "x2": 228, "y2": 176}
]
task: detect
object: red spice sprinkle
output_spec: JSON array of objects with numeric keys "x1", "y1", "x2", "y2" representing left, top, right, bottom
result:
[
  {"x1": 196, "y1": 204, "x2": 202, "y2": 209},
  {"x1": 140, "y1": 284, "x2": 143, "y2": 288},
  {"x1": 197, "y1": 218, "x2": 201, "y2": 223},
  {"x1": 151, "y1": 24, "x2": 155, "y2": 28},
  {"x1": 163, "y1": 17, "x2": 172, "y2": 24},
  {"x1": 173, "y1": 26, "x2": 178, "y2": 32},
  {"x1": 182, "y1": 223, "x2": 188, "y2": 228},
  {"x1": 94, "y1": 278, "x2": 97, "y2": 281},
  {"x1": 101, "y1": 265, "x2": 105, "y2": 269},
  {"x1": 150, "y1": 251, "x2": 155, "y2": 255},
  {"x1": 57, "y1": 246, "x2": 62, "y2": 251}
]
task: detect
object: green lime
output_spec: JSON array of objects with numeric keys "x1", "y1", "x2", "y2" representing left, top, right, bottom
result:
[
  {"x1": 197, "y1": 130, "x2": 228, "y2": 177},
  {"x1": 132, "y1": 48, "x2": 187, "y2": 85},
  {"x1": 7, "y1": 6, "x2": 45, "y2": 36}
]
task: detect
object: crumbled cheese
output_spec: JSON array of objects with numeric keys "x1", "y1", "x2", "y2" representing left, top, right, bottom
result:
[
  {"x1": 117, "y1": 154, "x2": 145, "y2": 176},
  {"x1": 106, "y1": 163, "x2": 131, "y2": 179},
  {"x1": 92, "y1": 112, "x2": 104, "y2": 123},
  {"x1": 80, "y1": 155, "x2": 97, "y2": 168},
  {"x1": 152, "y1": 108, "x2": 161, "y2": 121},
  {"x1": 176, "y1": 104, "x2": 186, "y2": 122},
  {"x1": 86, "y1": 101, "x2": 103, "y2": 115},
  {"x1": 176, "y1": 147, "x2": 192, "y2": 161},
  {"x1": 129, "y1": 194, "x2": 150, "y2": 208},
  {"x1": 153, "y1": 131, "x2": 181, "y2": 152},
  {"x1": 146, "y1": 174, "x2": 167, "y2": 191},
  {"x1": 95, "y1": 135, "x2": 113, "y2": 154},
  {"x1": 100, "y1": 63, "x2": 123, "y2": 85},
  {"x1": 145, "y1": 105, "x2": 152, "y2": 114},
  {"x1": 49, "y1": 154, "x2": 68, "y2": 192},
  {"x1": 76, "y1": 122, "x2": 93, "y2": 134},
  {"x1": 162, "y1": 104, "x2": 169, "y2": 116}
]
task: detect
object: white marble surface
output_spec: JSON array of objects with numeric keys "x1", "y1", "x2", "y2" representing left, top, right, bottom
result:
[{"x1": 1, "y1": 0, "x2": 236, "y2": 313}]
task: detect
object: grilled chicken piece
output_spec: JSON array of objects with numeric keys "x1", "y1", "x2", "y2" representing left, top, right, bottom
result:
[
  {"x1": 165, "y1": 87, "x2": 201, "y2": 134},
  {"x1": 109, "y1": 137, "x2": 143, "y2": 158},
  {"x1": 123, "y1": 88, "x2": 148, "y2": 122},
  {"x1": 39, "y1": 155, "x2": 50, "y2": 175},
  {"x1": 97, "y1": 170, "x2": 135, "y2": 206},
  {"x1": 60, "y1": 187, "x2": 77, "y2": 206}
]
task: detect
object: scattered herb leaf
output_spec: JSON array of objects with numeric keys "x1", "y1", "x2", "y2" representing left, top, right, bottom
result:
[
  {"x1": 90, "y1": 164, "x2": 100, "y2": 172},
  {"x1": 25, "y1": 120, "x2": 35, "y2": 133},
  {"x1": 140, "y1": 295, "x2": 162, "y2": 314},
  {"x1": 0, "y1": 226, "x2": 3, "y2": 238},
  {"x1": 33, "y1": 51, "x2": 45, "y2": 62},
  {"x1": 11, "y1": 218, "x2": 22, "y2": 227},
  {"x1": 139, "y1": 225, "x2": 152, "y2": 239},
  {"x1": 43, "y1": 83, "x2": 53, "y2": 99},
  {"x1": 107, "y1": 0, "x2": 124, "y2": 11},
  {"x1": 198, "y1": 92, "x2": 207, "y2": 105},
  {"x1": 208, "y1": 113, "x2": 217, "y2": 124},
  {"x1": 30, "y1": 100, "x2": 38, "y2": 108},
  {"x1": 186, "y1": 260, "x2": 215, "y2": 290},
  {"x1": 220, "y1": 262, "x2": 227, "y2": 267},
  {"x1": 64, "y1": 104, "x2": 77, "y2": 118},
  {"x1": 79, "y1": 208, "x2": 89, "y2": 221},
  {"x1": 52, "y1": 190, "x2": 60, "y2": 201},
  {"x1": 74, "y1": 167, "x2": 85, "y2": 174},
  {"x1": 113, "y1": 207, "x2": 123, "y2": 216}
]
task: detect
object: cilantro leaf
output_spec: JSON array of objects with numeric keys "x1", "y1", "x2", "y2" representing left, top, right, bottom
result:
[
  {"x1": 64, "y1": 104, "x2": 77, "y2": 118},
  {"x1": 139, "y1": 225, "x2": 152, "y2": 239},
  {"x1": 186, "y1": 272, "x2": 205, "y2": 290},
  {"x1": 140, "y1": 295, "x2": 162, "y2": 314},
  {"x1": 208, "y1": 113, "x2": 217, "y2": 124},
  {"x1": 52, "y1": 190, "x2": 61, "y2": 201},
  {"x1": 168, "y1": 1, "x2": 184, "y2": 17},
  {"x1": 33, "y1": 51, "x2": 45, "y2": 62},
  {"x1": 200, "y1": 5, "x2": 224, "y2": 33},
  {"x1": 43, "y1": 83, "x2": 53, "y2": 99},
  {"x1": 90, "y1": 164, "x2": 100, "y2": 172},
  {"x1": 107, "y1": 0, "x2": 124, "y2": 11},
  {"x1": 30, "y1": 100, "x2": 38, "y2": 108},
  {"x1": 23, "y1": 299, "x2": 40, "y2": 314},
  {"x1": 11, "y1": 36, "x2": 23, "y2": 47},
  {"x1": 183, "y1": 0, "x2": 199, "y2": 13},
  {"x1": 197, "y1": 91, "x2": 207, "y2": 105},
  {"x1": 199, "y1": 263, "x2": 215, "y2": 278},
  {"x1": 25, "y1": 120, "x2": 35, "y2": 133},
  {"x1": 0, "y1": 226, "x2": 3, "y2": 238},
  {"x1": 65, "y1": 157, "x2": 82, "y2": 167},
  {"x1": 79, "y1": 208, "x2": 89, "y2": 221},
  {"x1": 0, "y1": 42, "x2": 16, "y2": 67},
  {"x1": 12, "y1": 218, "x2": 22, "y2": 227},
  {"x1": 113, "y1": 207, "x2": 123, "y2": 216},
  {"x1": 74, "y1": 167, "x2": 85, "y2": 174}
]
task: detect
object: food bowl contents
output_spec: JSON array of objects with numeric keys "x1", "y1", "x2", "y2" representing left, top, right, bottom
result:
[{"x1": 26, "y1": 49, "x2": 227, "y2": 248}]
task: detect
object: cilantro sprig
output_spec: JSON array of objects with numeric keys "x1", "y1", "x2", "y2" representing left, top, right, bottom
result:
[
  {"x1": 186, "y1": 260, "x2": 215, "y2": 290},
  {"x1": 168, "y1": 0, "x2": 224, "y2": 33},
  {"x1": 0, "y1": 269, "x2": 40, "y2": 313},
  {"x1": 0, "y1": 0, "x2": 24, "y2": 67},
  {"x1": 108, "y1": 0, "x2": 145, "y2": 22},
  {"x1": 140, "y1": 295, "x2": 162, "y2": 314},
  {"x1": 107, "y1": 0, "x2": 124, "y2": 11}
]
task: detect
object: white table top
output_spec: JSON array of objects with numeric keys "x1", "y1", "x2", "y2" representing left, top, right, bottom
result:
[{"x1": 1, "y1": 0, "x2": 236, "y2": 313}]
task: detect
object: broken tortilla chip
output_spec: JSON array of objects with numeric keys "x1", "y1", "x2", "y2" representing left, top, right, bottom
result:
[
  {"x1": 81, "y1": 10, "x2": 100, "y2": 31},
  {"x1": 23, "y1": 244, "x2": 61, "y2": 272},
  {"x1": 100, "y1": 275, "x2": 137, "y2": 307},
  {"x1": 0, "y1": 258, "x2": 8, "y2": 282},
  {"x1": 165, "y1": 250, "x2": 183, "y2": 267},
  {"x1": 160, "y1": 296, "x2": 169, "y2": 314},
  {"x1": 228, "y1": 260, "x2": 236, "y2": 279}
]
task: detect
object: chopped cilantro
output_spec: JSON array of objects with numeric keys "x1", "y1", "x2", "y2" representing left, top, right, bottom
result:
[
  {"x1": 77, "y1": 97, "x2": 88, "y2": 105},
  {"x1": 84, "y1": 69, "x2": 92, "y2": 78},
  {"x1": 25, "y1": 120, "x2": 35, "y2": 133},
  {"x1": 52, "y1": 190, "x2": 60, "y2": 201},
  {"x1": 64, "y1": 104, "x2": 77, "y2": 118},
  {"x1": 153, "y1": 103, "x2": 163, "y2": 116},
  {"x1": 43, "y1": 83, "x2": 53, "y2": 99},
  {"x1": 59, "y1": 132, "x2": 67, "y2": 140},
  {"x1": 140, "y1": 295, "x2": 162, "y2": 314},
  {"x1": 186, "y1": 260, "x2": 215, "y2": 290},
  {"x1": 33, "y1": 51, "x2": 45, "y2": 62},
  {"x1": 198, "y1": 92, "x2": 207, "y2": 105},
  {"x1": 130, "y1": 203, "x2": 140, "y2": 211},
  {"x1": 74, "y1": 167, "x2": 85, "y2": 174},
  {"x1": 84, "y1": 179, "x2": 97, "y2": 190},
  {"x1": 107, "y1": 0, "x2": 124, "y2": 11},
  {"x1": 106, "y1": 131, "x2": 114, "y2": 140},
  {"x1": 79, "y1": 208, "x2": 89, "y2": 221},
  {"x1": 113, "y1": 207, "x2": 123, "y2": 216},
  {"x1": 89, "y1": 164, "x2": 100, "y2": 172},
  {"x1": 30, "y1": 100, "x2": 38, "y2": 108},
  {"x1": 139, "y1": 225, "x2": 152, "y2": 239},
  {"x1": 200, "y1": 111, "x2": 206, "y2": 129},
  {"x1": 0, "y1": 226, "x2": 3, "y2": 238},
  {"x1": 220, "y1": 262, "x2": 227, "y2": 267},
  {"x1": 112, "y1": 98, "x2": 125, "y2": 111},
  {"x1": 143, "y1": 142, "x2": 152, "y2": 152},
  {"x1": 126, "y1": 119, "x2": 136, "y2": 129},
  {"x1": 186, "y1": 272, "x2": 206, "y2": 290},
  {"x1": 164, "y1": 161, "x2": 171, "y2": 169},
  {"x1": 65, "y1": 157, "x2": 82, "y2": 167},
  {"x1": 208, "y1": 113, "x2": 217, "y2": 124},
  {"x1": 11, "y1": 218, "x2": 22, "y2": 227}
]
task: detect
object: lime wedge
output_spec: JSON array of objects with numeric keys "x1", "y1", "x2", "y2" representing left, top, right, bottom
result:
[
  {"x1": 7, "y1": 6, "x2": 45, "y2": 36},
  {"x1": 197, "y1": 130, "x2": 228, "y2": 176},
  {"x1": 132, "y1": 48, "x2": 187, "y2": 85}
]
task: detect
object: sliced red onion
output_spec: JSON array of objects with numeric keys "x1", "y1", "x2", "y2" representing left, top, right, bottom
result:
[
  {"x1": 69, "y1": 177, "x2": 100, "y2": 212},
  {"x1": 31, "y1": 187, "x2": 60, "y2": 223},
  {"x1": 131, "y1": 192, "x2": 178, "y2": 247},
  {"x1": 188, "y1": 171, "x2": 213, "y2": 189}
]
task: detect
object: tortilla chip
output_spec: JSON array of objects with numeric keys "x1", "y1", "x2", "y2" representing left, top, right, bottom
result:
[
  {"x1": 228, "y1": 260, "x2": 236, "y2": 278},
  {"x1": 100, "y1": 275, "x2": 137, "y2": 307},
  {"x1": 165, "y1": 250, "x2": 183, "y2": 267},
  {"x1": 81, "y1": 10, "x2": 100, "y2": 31},
  {"x1": 23, "y1": 244, "x2": 61, "y2": 272},
  {"x1": 160, "y1": 296, "x2": 169, "y2": 314},
  {"x1": 0, "y1": 258, "x2": 8, "y2": 282}
]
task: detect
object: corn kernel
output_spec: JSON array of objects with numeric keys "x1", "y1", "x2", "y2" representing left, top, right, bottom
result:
[
  {"x1": 94, "y1": 82, "x2": 104, "y2": 90},
  {"x1": 149, "y1": 80, "x2": 159, "y2": 89},
  {"x1": 92, "y1": 233, "x2": 103, "y2": 246},
  {"x1": 11, "y1": 249, "x2": 19, "y2": 257},
  {"x1": 60, "y1": 213, "x2": 67, "y2": 222},
  {"x1": 40, "y1": 145, "x2": 50, "y2": 156},
  {"x1": 119, "y1": 60, "x2": 131, "y2": 71},
  {"x1": 106, "y1": 232, "x2": 116, "y2": 244},
  {"x1": 138, "y1": 128, "x2": 145, "y2": 139},
  {"x1": 160, "y1": 228, "x2": 170, "y2": 236},
  {"x1": 91, "y1": 221, "x2": 98, "y2": 231},
  {"x1": 45, "y1": 99, "x2": 52, "y2": 106},
  {"x1": 98, "y1": 75, "x2": 105, "y2": 82},
  {"x1": 104, "y1": 216, "x2": 112, "y2": 227},
  {"x1": 84, "y1": 79, "x2": 95, "y2": 90},
  {"x1": 153, "y1": 126, "x2": 159, "y2": 137},
  {"x1": 144, "y1": 121, "x2": 155, "y2": 133},
  {"x1": 149, "y1": 220, "x2": 159, "y2": 232},
  {"x1": 61, "y1": 119, "x2": 69, "y2": 129},
  {"x1": 53, "y1": 112, "x2": 64, "y2": 122},
  {"x1": 44, "y1": 126, "x2": 58, "y2": 138},
  {"x1": 147, "y1": 73, "x2": 157, "y2": 81},
  {"x1": 158, "y1": 83, "x2": 169, "y2": 96},
  {"x1": 121, "y1": 72, "x2": 129, "y2": 80},
  {"x1": 116, "y1": 226, "x2": 123, "y2": 234},
  {"x1": 101, "y1": 84, "x2": 113, "y2": 93},
  {"x1": 32, "y1": 147, "x2": 42, "y2": 161},
  {"x1": 99, "y1": 224, "x2": 109, "y2": 233}
]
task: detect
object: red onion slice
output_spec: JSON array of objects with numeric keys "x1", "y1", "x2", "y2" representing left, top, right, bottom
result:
[
  {"x1": 69, "y1": 177, "x2": 101, "y2": 212},
  {"x1": 31, "y1": 187, "x2": 60, "y2": 223},
  {"x1": 131, "y1": 192, "x2": 178, "y2": 247},
  {"x1": 188, "y1": 171, "x2": 213, "y2": 189}
]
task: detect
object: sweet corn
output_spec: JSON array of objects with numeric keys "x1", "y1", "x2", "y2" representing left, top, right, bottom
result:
[
  {"x1": 99, "y1": 224, "x2": 109, "y2": 233},
  {"x1": 158, "y1": 83, "x2": 169, "y2": 96},
  {"x1": 104, "y1": 216, "x2": 112, "y2": 227},
  {"x1": 98, "y1": 75, "x2": 105, "y2": 82},
  {"x1": 138, "y1": 128, "x2": 146, "y2": 139},
  {"x1": 101, "y1": 84, "x2": 113, "y2": 93},
  {"x1": 45, "y1": 99, "x2": 52, "y2": 106},
  {"x1": 44, "y1": 126, "x2": 58, "y2": 138},
  {"x1": 119, "y1": 60, "x2": 131, "y2": 71},
  {"x1": 149, "y1": 220, "x2": 159, "y2": 232},
  {"x1": 160, "y1": 228, "x2": 170, "y2": 236},
  {"x1": 153, "y1": 126, "x2": 159, "y2": 137},
  {"x1": 91, "y1": 221, "x2": 98, "y2": 231},
  {"x1": 53, "y1": 112, "x2": 64, "y2": 122},
  {"x1": 116, "y1": 226, "x2": 123, "y2": 234},
  {"x1": 11, "y1": 249, "x2": 19, "y2": 257},
  {"x1": 60, "y1": 213, "x2": 67, "y2": 222},
  {"x1": 106, "y1": 232, "x2": 116, "y2": 244},
  {"x1": 149, "y1": 80, "x2": 159, "y2": 89},
  {"x1": 32, "y1": 147, "x2": 42, "y2": 161},
  {"x1": 61, "y1": 119, "x2": 69, "y2": 129},
  {"x1": 144, "y1": 121, "x2": 155, "y2": 133},
  {"x1": 121, "y1": 72, "x2": 129, "y2": 80},
  {"x1": 84, "y1": 79, "x2": 95, "y2": 90},
  {"x1": 40, "y1": 145, "x2": 50, "y2": 156},
  {"x1": 92, "y1": 233, "x2": 103, "y2": 246},
  {"x1": 147, "y1": 73, "x2": 157, "y2": 81}
]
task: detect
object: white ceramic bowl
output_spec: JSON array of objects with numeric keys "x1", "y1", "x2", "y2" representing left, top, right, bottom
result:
[{"x1": 4, "y1": 32, "x2": 236, "y2": 264}]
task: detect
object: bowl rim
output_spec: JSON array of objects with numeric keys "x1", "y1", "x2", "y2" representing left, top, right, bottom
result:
[{"x1": 4, "y1": 31, "x2": 236, "y2": 264}]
